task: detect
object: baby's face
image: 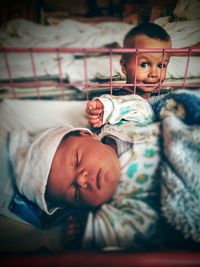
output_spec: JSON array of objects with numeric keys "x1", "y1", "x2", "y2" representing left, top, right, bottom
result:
[
  {"x1": 121, "y1": 35, "x2": 172, "y2": 98},
  {"x1": 46, "y1": 131, "x2": 121, "y2": 208}
]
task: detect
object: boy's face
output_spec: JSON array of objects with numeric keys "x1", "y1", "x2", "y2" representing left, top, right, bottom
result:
[
  {"x1": 46, "y1": 131, "x2": 121, "y2": 208},
  {"x1": 121, "y1": 35, "x2": 172, "y2": 98}
]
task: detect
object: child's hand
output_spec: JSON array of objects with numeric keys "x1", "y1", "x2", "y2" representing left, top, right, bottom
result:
[
  {"x1": 64, "y1": 216, "x2": 82, "y2": 250},
  {"x1": 64, "y1": 214, "x2": 88, "y2": 250},
  {"x1": 86, "y1": 99, "x2": 104, "y2": 128}
]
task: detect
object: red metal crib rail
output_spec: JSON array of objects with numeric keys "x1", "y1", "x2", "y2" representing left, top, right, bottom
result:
[{"x1": 0, "y1": 47, "x2": 200, "y2": 99}]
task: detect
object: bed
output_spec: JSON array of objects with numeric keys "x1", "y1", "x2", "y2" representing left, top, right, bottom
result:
[{"x1": 0, "y1": 0, "x2": 200, "y2": 266}]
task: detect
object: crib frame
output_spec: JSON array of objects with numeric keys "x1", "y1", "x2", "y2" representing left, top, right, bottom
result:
[
  {"x1": 0, "y1": 46, "x2": 200, "y2": 266},
  {"x1": 0, "y1": 47, "x2": 200, "y2": 100}
]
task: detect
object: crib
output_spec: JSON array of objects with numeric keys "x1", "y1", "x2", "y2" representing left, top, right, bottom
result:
[
  {"x1": 0, "y1": 7, "x2": 200, "y2": 267},
  {"x1": 0, "y1": 45, "x2": 200, "y2": 266}
]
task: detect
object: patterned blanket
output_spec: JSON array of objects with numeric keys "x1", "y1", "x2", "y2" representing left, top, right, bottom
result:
[{"x1": 152, "y1": 90, "x2": 200, "y2": 242}]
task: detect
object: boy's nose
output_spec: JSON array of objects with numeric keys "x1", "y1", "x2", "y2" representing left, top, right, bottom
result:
[
  {"x1": 148, "y1": 66, "x2": 158, "y2": 78},
  {"x1": 76, "y1": 170, "x2": 88, "y2": 188}
]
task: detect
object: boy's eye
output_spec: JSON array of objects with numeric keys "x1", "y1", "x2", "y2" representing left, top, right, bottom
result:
[
  {"x1": 140, "y1": 62, "x2": 149, "y2": 68},
  {"x1": 158, "y1": 63, "x2": 167, "y2": 69}
]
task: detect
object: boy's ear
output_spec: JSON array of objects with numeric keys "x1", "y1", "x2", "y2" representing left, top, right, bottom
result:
[{"x1": 120, "y1": 57, "x2": 127, "y2": 76}]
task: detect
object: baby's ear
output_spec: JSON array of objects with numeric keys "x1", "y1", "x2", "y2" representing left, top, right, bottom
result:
[
  {"x1": 79, "y1": 130, "x2": 98, "y2": 140},
  {"x1": 120, "y1": 57, "x2": 127, "y2": 76}
]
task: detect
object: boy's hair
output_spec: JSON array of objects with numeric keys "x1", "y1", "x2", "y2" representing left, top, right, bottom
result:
[{"x1": 123, "y1": 23, "x2": 171, "y2": 48}]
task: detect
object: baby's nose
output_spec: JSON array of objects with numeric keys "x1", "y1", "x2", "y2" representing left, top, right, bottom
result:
[{"x1": 76, "y1": 170, "x2": 88, "y2": 188}]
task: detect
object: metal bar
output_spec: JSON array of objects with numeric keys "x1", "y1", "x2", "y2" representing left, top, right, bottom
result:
[
  {"x1": 133, "y1": 49, "x2": 138, "y2": 94},
  {"x1": 3, "y1": 50, "x2": 16, "y2": 97},
  {"x1": 1, "y1": 47, "x2": 200, "y2": 54},
  {"x1": 29, "y1": 48, "x2": 40, "y2": 99},
  {"x1": 1, "y1": 82, "x2": 200, "y2": 88},
  {"x1": 109, "y1": 49, "x2": 113, "y2": 95},
  {"x1": 182, "y1": 49, "x2": 192, "y2": 88},
  {"x1": 56, "y1": 49, "x2": 65, "y2": 100},
  {"x1": 83, "y1": 49, "x2": 89, "y2": 100}
]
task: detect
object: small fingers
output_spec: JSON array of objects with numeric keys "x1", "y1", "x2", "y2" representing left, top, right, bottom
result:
[
  {"x1": 87, "y1": 99, "x2": 103, "y2": 110},
  {"x1": 88, "y1": 117, "x2": 102, "y2": 125},
  {"x1": 88, "y1": 114, "x2": 101, "y2": 119},
  {"x1": 67, "y1": 225, "x2": 80, "y2": 237},
  {"x1": 86, "y1": 108, "x2": 103, "y2": 116}
]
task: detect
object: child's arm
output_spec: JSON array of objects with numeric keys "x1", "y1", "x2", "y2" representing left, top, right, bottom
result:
[
  {"x1": 86, "y1": 99, "x2": 104, "y2": 128},
  {"x1": 86, "y1": 96, "x2": 115, "y2": 128},
  {"x1": 86, "y1": 94, "x2": 155, "y2": 128},
  {"x1": 64, "y1": 214, "x2": 88, "y2": 250}
]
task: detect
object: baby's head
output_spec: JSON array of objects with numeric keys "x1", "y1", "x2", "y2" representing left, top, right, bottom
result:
[
  {"x1": 121, "y1": 23, "x2": 172, "y2": 98},
  {"x1": 46, "y1": 130, "x2": 121, "y2": 209},
  {"x1": 12, "y1": 126, "x2": 121, "y2": 215}
]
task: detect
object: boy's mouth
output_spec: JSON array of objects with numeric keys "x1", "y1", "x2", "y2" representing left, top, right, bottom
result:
[{"x1": 143, "y1": 80, "x2": 159, "y2": 85}]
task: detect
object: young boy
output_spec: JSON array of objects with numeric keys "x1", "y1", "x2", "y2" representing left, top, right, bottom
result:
[
  {"x1": 115, "y1": 22, "x2": 172, "y2": 99},
  {"x1": 86, "y1": 23, "x2": 172, "y2": 127}
]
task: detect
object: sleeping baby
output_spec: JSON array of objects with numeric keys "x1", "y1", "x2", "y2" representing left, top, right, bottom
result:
[{"x1": 9, "y1": 93, "x2": 162, "y2": 250}]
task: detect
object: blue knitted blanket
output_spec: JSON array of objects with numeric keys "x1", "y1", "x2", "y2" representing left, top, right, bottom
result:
[{"x1": 152, "y1": 90, "x2": 200, "y2": 242}]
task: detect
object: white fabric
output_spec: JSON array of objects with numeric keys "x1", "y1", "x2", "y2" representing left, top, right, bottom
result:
[
  {"x1": 9, "y1": 125, "x2": 92, "y2": 214},
  {"x1": 0, "y1": 99, "x2": 88, "y2": 220},
  {"x1": 1, "y1": 19, "x2": 132, "y2": 48},
  {"x1": 0, "y1": 19, "x2": 132, "y2": 81},
  {"x1": 173, "y1": 0, "x2": 200, "y2": 20},
  {"x1": 96, "y1": 94, "x2": 155, "y2": 125},
  {"x1": 160, "y1": 20, "x2": 200, "y2": 48}
]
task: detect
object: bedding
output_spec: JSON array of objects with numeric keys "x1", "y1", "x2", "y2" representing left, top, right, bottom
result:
[
  {"x1": 82, "y1": 90, "x2": 200, "y2": 249},
  {"x1": 0, "y1": 89, "x2": 200, "y2": 252},
  {"x1": 152, "y1": 90, "x2": 200, "y2": 242},
  {"x1": 0, "y1": 19, "x2": 133, "y2": 82}
]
